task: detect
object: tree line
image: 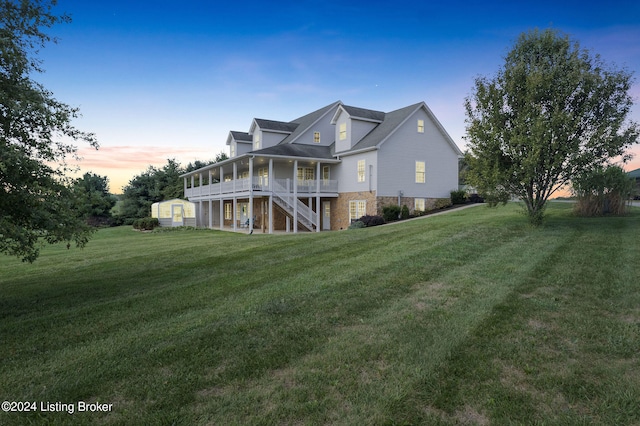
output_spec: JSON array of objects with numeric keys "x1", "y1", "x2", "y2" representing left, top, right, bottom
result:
[
  {"x1": 116, "y1": 155, "x2": 226, "y2": 224},
  {"x1": 73, "y1": 155, "x2": 226, "y2": 228}
]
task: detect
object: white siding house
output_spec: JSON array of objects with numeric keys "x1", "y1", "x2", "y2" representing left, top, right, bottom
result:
[{"x1": 182, "y1": 101, "x2": 463, "y2": 232}]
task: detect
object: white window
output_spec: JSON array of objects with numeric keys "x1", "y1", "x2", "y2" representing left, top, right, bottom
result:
[
  {"x1": 254, "y1": 133, "x2": 260, "y2": 150},
  {"x1": 415, "y1": 161, "x2": 425, "y2": 183},
  {"x1": 322, "y1": 166, "x2": 330, "y2": 181},
  {"x1": 339, "y1": 123, "x2": 347, "y2": 140},
  {"x1": 349, "y1": 200, "x2": 367, "y2": 222},
  {"x1": 417, "y1": 119, "x2": 424, "y2": 133},
  {"x1": 415, "y1": 198, "x2": 425, "y2": 212},
  {"x1": 357, "y1": 160, "x2": 365, "y2": 182},
  {"x1": 314, "y1": 131, "x2": 320, "y2": 143},
  {"x1": 297, "y1": 167, "x2": 314, "y2": 183},
  {"x1": 224, "y1": 203, "x2": 232, "y2": 220},
  {"x1": 258, "y1": 167, "x2": 268, "y2": 186},
  {"x1": 230, "y1": 143, "x2": 236, "y2": 158}
]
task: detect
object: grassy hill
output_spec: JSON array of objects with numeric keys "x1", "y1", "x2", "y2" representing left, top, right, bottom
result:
[{"x1": 1, "y1": 203, "x2": 639, "y2": 425}]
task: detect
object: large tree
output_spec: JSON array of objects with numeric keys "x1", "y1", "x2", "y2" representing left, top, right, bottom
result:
[
  {"x1": 464, "y1": 28, "x2": 639, "y2": 224},
  {"x1": 1, "y1": 0, "x2": 97, "y2": 261},
  {"x1": 72, "y1": 172, "x2": 117, "y2": 225}
]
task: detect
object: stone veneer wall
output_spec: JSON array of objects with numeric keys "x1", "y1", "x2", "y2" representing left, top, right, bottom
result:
[{"x1": 333, "y1": 191, "x2": 378, "y2": 230}]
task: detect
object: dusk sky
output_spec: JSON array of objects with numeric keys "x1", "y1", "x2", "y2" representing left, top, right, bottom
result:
[{"x1": 37, "y1": 0, "x2": 640, "y2": 193}]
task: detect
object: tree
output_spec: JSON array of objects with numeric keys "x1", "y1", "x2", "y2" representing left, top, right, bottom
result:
[
  {"x1": 118, "y1": 167, "x2": 162, "y2": 222},
  {"x1": 72, "y1": 172, "x2": 117, "y2": 225},
  {"x1": 118, "y1": 159, "x2": 189, "y2": 222},
  {"x1": 1, "y1": 0, "x2": 98, "y2": 261},
  {"x1": 464, "y1": 28, "x2": 639, "y2": 225}
]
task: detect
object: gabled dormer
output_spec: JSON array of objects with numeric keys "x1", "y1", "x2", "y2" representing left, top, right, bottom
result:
[
  {"x1": 331, "y1": 105, "x2": 385, "y2": 153},
  {"x1": 249, "y1": 119, "x2": 298, "y2": 150},
  {"x1": 226, "y1": 131, "x2": 252, "y2": 158}
]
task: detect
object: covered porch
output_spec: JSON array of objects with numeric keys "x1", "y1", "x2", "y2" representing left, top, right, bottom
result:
[{"x1": 182, "y1": 153, "x2": 340, "y2": 233}]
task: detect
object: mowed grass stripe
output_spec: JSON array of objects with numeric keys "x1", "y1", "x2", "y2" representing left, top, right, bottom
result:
[
  {"x1": 191, "y1": 209, "x2": 570, "y2": 425},
  {"x1": 1, "y1": 203, "x2": 638, "y2": 425}
]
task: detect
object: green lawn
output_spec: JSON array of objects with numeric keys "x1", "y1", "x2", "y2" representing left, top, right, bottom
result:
[{"x1": 1, "y1": 203, "x2": 639, "y2": 425}]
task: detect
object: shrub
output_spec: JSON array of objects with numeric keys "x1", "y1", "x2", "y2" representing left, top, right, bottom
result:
[
  {"x1": 358, "y1": 215, "x2": 385, "y2": 227},
  {"x1": 572, "y1": 165, "x2": 633, "y2": 216},
  {"x1": 434, "y1": 198, "x2": 452, "y2": 209},
  {"x1": 133, "y1": 217, "x2": 160, "y2": 231},
  {"x1": 401, "y1": 205, "x2": 410, "y2": 219},
  {"x1": 450, "y1": 189, "x2": 467, "y2": 204},
  {"x1": 469, "y1": 193, "x2": 485, "y2": 203},
  {"x1": 348, "y1": 220, "x2": 365, "y2": 229},
  {"x1": 382, "y1": 205, "x2": 401, "y2": 222}
]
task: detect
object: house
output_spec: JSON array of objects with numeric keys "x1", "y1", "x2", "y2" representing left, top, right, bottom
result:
[
  {"x1": 151, "y1": 199, "x2": 196, "y2": 227},
  {"x1": 181, "y1": 101, "x2": 463, "y2": 233}
]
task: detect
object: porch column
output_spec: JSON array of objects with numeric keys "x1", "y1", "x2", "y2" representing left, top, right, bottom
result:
[
  {"x1": 233, "y1": 197, "x2": 237, "y2": 231},
  {"x1": 219, "y1": 166, "x2": 223, "y2": 195},
  {"x1": 198, "y1": 201, "x2": 203, "y2": 227},
  {"x1": 317, "y1": 162, "x2": 322, "y2": 232},
  {"x1": 249, "y1": 156, "x2": 254, "y2": 232},
  {"x1": 208, "y1": 200, "x2": 213, "y2": 228},
  {"x1": 293, "y1": 160, "x2": 298, "y2": 233},
  {"x1": 233, "y1": 162, "x2": 237, "y2": 193},
  {"x1": 219, "y1": 199, "x2": 224, "y2": 230},
  {"x1": 268, "y1": 158, "x2": 273, "y2": 192},
  {"x1": 316, "y1": 195, "x2": 321, "y2": 232},
  {"x1": 183, "y1": 177, "x2": 187, "y2": 197},
  {"x1": 269, "y1": 195, "x2": 273, "y2": 234},
  {"x1": 191, "y1": 175, "x2": 194, "y2": 192}
]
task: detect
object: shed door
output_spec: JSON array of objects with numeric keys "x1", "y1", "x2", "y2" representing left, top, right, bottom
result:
[{"x1": 171, "y1": 204, "x2": 184, "y2": 227}]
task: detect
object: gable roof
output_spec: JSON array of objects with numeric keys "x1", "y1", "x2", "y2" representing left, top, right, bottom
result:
[
  {"x1": 330, "y1": 104, "x2": 385, "y2": 124},
  {"x1": 278, "y1": 101, "x2": 342, "y2": 145},
  {"x1": 628, "y1": 168, "x2": 640, "y2": 179},
  {"x1": 338, "y1": 102, "x2": 463, "y2": 157},
  {"x1": 250, "y1": 119, "x2": 299, "y2": 135},
  {"x1": 226, "y1": 131, "x2": 252, "y2": 145}
]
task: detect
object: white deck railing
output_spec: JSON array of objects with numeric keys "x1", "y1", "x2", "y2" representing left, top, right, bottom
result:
[{"x1": 185, "y1": 177, "x2": 338, "y2": 198}]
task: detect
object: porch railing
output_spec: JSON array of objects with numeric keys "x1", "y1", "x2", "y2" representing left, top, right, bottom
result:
[{"x1": 185, "y1": 177, "x2": 338, "y2": 197}]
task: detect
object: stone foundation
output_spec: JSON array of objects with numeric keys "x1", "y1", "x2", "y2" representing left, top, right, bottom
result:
[{"x1": 333, "y1": 191, "x2": 378, "y2": 230}]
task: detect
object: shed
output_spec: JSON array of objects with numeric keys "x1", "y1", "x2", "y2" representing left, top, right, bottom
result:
[{"x1": 151, "y1": 199, "x2": 196, "y2": 227}]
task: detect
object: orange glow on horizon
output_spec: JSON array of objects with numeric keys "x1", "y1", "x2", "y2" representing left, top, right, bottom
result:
[{"x1": 70, "y1": 145, "x2": 222, "y2": 194}]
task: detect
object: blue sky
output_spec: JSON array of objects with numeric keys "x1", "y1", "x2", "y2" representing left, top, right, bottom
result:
[{"x1": 38, "y1": 0, "x2": 640, "y2": 192}]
